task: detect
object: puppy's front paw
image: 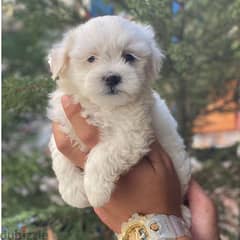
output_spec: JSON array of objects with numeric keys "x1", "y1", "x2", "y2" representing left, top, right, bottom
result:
[{"x1": 84, "y1": 174, "x2": 114, "y2": 207}]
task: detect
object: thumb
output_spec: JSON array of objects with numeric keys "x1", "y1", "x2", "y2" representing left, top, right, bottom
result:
[
  {"x1": 61, "y1": 95, "x2": 81, "y2": 119},
  {"x1": 187, "y1": 180, "x2": 219, "y2": 240},
  {"x1": 61, "y1": 95, "x2": 99, "y2": 149}
]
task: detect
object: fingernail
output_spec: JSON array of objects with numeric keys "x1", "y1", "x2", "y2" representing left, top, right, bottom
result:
[{"x1": 61, "y1": 95, "x2": 73, "y2": 108}]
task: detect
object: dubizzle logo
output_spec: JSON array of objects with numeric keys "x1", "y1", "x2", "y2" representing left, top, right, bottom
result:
[{"x1": 1, "y1": 230, "x2": 47, "y2": 240}]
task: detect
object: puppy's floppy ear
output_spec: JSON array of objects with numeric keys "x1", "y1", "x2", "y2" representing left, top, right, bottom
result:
[
  {"x1": 143, "y1": 25, "x2": 164, "y2": 82},
  {"x1": 48, "y1": 30, "x2": 74, "y2": 80}
]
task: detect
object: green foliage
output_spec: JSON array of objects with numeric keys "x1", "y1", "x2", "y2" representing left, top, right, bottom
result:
[
  {"x1": 2, "y1": 0, "x2": 239, "y2": 239},
  {"x1": 3, "y1": 206, "x2": 112, "y2": 240},
  {"x1": 3, "y1": 0, "x2": 82, "y2": 76},
  {"x1": 194, "y1": 144, "x2": 240, "y2": 190},
  {"x1": 193, "y1": 144, "x2": 240, "y2": 239},
  {"x1": 126, "y1": 0, "x2": 240, "y2": 146},
  {"x1": 2, "y1": 76, "x2": 54, "y2": 139},
  {"x1": 2, "y1": 1, "x2": 110, "y2": 239},
  {"x1": 3, "y1": 76, "x2": 54, "y2": 113},
  {"x1": 2, "y1": 153, "x2": 51, "y2": 217}
]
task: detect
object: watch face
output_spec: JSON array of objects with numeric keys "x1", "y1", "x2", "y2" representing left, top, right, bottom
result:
[{"x1": 123, "y1": 223, "x2": 149, "y2": 240}]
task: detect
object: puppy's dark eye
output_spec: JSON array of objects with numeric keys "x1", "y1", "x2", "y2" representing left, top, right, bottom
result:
[
  {"x1": 123, "y1": 53, "x2": 136, "y2": 63},
  {"x1": 87, "y1": 56, "x2": 95, "y2": 63}
]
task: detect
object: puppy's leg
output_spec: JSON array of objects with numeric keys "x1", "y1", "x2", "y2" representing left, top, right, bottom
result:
[
  {"x1": 84, "y1": 143, "x2": 115, "y2": 207},
  {"x1": 49, "y1": 135, "x2": 89, "y2": 208},
  {"x1": 84, "y1": 139, "x2": 150, "y2": 207}
]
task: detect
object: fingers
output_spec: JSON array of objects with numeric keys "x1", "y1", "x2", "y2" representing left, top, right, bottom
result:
[
  {"x1": 147, "y1": 142, "x2": 182, "y2": 208},
  {"x1": 52, "y1": 122, "x2": 87, "y2": 169},
  {"x1": 61, "y1": 95, "x2": 99, "y2": 149}
]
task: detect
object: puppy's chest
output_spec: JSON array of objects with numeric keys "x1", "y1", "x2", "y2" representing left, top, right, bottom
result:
[{"x1": 81, "y1": 103, "x2": 154, "y2": 139}]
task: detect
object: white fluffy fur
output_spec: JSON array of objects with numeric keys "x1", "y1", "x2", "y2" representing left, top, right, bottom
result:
[{"x1": 47, "y1": 16, "x2": 191, "y2": 220}]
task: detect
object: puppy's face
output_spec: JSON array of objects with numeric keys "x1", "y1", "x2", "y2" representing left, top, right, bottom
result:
[{"x1": 49, "y1": 16, "x2": 163, "y2": 108}]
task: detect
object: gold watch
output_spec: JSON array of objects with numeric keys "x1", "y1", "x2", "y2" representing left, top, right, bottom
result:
[{"x1": 117, "y1": 213, "x2": 191, "y2": 240}]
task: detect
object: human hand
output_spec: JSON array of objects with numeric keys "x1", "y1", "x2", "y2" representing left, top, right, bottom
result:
[
  {"x1": 52, "y1": 96, "x2": 183, "y2": 231},
  {"x1": 187, "y1": 180, "x2": 219, "y2": 240},
  {"x1": 93, "y1": 140, "x2": 183, "y2": 232},
  {"x1": 52, "y1": 96, "x2": 221, "y2": 240}
]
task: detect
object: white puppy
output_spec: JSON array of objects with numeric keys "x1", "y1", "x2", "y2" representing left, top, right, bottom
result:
[{"x1": 47, "y1": 16, "x2": 191, "y2": 214}]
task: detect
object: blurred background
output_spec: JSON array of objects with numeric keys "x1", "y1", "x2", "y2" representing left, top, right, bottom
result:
[{"x1": 2, "y1": 0, "x2": 240, "y2": 239}]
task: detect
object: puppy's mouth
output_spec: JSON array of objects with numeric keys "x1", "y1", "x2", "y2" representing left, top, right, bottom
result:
[{"x1": 106, "y1": 87, "x2": 120, "y2": 95}]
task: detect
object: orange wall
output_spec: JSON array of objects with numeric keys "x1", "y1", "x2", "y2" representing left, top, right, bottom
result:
[
  {"x1": 193, "y1": 81, "x2": 239, "y2": 133},
  {"x1": 193, "y1": 111, "x2": 237, "y2": 133}
]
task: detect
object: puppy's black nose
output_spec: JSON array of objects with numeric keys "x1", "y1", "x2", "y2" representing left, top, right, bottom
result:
[{"x1": 105, "y1": 75, "x2": 121, "y2": 87}]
